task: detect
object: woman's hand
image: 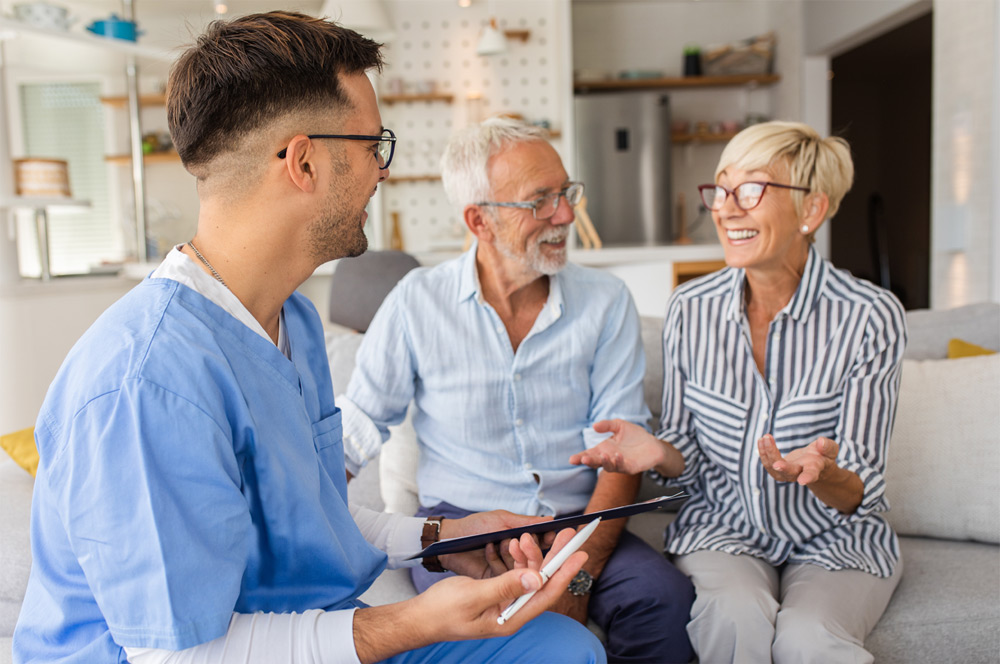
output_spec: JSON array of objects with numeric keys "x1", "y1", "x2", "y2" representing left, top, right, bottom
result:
[
  {"x1": 757, "y1": 434, "x2": 864, "y2": 513},
  {"x1": 569, "y1": 419, "x2": 684, "y2": 477},
  {"x1": 757, "y1": 434, "x2": 839, "y2": 485}
]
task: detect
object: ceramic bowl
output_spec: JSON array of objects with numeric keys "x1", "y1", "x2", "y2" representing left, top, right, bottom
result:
[{"x1": 86, "y1": 14, "x2": 141, "y2": 42}]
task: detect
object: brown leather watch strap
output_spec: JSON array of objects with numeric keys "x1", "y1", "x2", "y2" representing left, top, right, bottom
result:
[{"x1": 421, "y1": 516, "x2": 445, "y2": 573}]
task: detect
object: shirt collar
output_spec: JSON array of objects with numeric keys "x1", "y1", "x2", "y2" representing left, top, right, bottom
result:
[
  {"x1": 457, "y1": 242, "x2": 482, "y2": 304},
  {"x1": 725, "y1": 244, "x2": 826, "y2": 322},
  {"x1": 456, "y1": 241, "x2": 566, "y2": 323}
]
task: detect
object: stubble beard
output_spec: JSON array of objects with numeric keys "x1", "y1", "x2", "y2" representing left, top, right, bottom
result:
[{"x1": 308, "y1": 177, "x2": 370, "y2": 264}]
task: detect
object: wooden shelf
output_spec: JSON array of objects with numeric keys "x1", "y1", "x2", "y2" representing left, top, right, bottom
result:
[
  {"x1": 381, "y1": 93, "x2": 454, "y2": 104},
  {"x1": 672, "y1": 131, "x2": 739, "y2": 144},
  {"x1": 0, "y1": 196, "x2": 90, "y2": 209},
  {"x1": 105, "y1": 150, "x2": 180, "y2": 165},
  {"x1": 100, "y1": 94, "x2": 166, "y2": 108},
  {"x1": 386, "y1": 174, "x2": 442, "y2": 183},
  {"x1": 574, "y1": 73, "x2": 780, "y2": 93},
  {"x1": 0, "y1": 17, "x2": 173, "y2": 63}
]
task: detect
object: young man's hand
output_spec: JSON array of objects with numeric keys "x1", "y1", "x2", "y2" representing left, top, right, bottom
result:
[{"x1": 353, "y1": 529, "x2": 587, "y2": 663}]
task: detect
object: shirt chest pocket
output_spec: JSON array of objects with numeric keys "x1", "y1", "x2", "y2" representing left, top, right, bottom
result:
[
  {"x1": 683, "y1": 381, "x2": 750, "y2": 475},
  {"x1": 312, "y1": 408, "x2": 345, "y2": 485},
  {"x1": 772, "y1": 391, "x2": 842, "y2": 451}
]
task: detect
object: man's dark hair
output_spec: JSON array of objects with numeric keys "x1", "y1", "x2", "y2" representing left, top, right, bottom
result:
[{"x1": 167, "y1": 11, "x2": 383, "y2": 170}]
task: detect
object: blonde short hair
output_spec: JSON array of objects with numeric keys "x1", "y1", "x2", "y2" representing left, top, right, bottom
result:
[{"x1": 715, "y1": 121, "x2": 854, "y2": 220}]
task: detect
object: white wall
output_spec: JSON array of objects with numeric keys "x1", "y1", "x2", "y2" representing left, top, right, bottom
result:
[
  {"x1": 801, "y1": 0, "x2": 998, "y2": 308},
  {"x1": 803, "y1": 0, "x2": 931, "y2": 57},
  {"x1": 0, "y1": 279, "x2": 132, "y2": 433},
  {"x1": 930, "y1": 0, "x2": 998, "y2": 308}
]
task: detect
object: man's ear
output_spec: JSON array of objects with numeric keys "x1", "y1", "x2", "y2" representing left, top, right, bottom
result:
[
  {"x1": 463, "y1": 204, "x2": 495, "y2": 243},
  {"x1": 281, "y1": 135, "x2": 319, "y2": 194}
]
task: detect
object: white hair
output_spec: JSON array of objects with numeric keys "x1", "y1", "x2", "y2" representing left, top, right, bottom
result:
[{"x1": 440, "y1": 116, "x2": 550, "y2": 209}]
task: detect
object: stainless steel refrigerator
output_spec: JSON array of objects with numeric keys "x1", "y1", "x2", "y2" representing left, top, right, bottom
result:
[{"x1": 573, "y1": 91, "x2": 672, "y2": 245}]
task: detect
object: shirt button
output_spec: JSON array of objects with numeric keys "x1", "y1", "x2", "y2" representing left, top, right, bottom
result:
[
  {"x1": 752, "y1": 487, "x2": 761, "y2": 497},
  {"x1": 496, "y1": 325, "x2": 504, "y2": 334},
  {"x1": 513, "y1": 373, "x2": 522, "y2": 381},
  {"x1": 524, "y1": 462, "x2": 533, "y2": 470},
  {"x1": 515, "y1": 418, "x2": 524, "y2": 426},
  {"x1": 537, "y1": 491, "x2": 544, "y2": 499}
]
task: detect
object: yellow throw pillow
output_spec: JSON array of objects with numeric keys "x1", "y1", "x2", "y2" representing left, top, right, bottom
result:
[
  {"x1": 0, "y1": 427, "x2": 38, "y2": 477},
  {"x1": 948, "y1": 338, "x2": 998, "y2": 359}
]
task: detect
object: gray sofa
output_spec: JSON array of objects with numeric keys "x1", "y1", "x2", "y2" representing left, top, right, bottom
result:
[{"x1": 2, "y1": 303, "x2": 998, "y2": 663}]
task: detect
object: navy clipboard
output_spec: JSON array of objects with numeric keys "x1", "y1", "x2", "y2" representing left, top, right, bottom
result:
[{"x1": 407, "y1": 493, "x2": 686, "y2": 560}]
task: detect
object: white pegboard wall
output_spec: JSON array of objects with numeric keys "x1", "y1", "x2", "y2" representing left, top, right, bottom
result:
[{"x1": 377, "y1": 0, "x2": 567, "y2": 253}]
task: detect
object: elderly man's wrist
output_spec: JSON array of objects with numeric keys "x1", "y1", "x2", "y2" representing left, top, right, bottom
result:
[{"x1": 420, "y1": 516, "x2": 446, "y2": 573}]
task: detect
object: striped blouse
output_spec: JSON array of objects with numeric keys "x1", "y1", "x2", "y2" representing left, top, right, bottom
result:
[{"x1": 652, "y1": 246, "x2": 906, "y2": 577}]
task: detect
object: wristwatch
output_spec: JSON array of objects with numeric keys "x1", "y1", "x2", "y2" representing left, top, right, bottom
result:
[
  {"x1": 568, "y1": 569, "x2": 594, "y2": 596},
  {"x1": 421, "y1": 516, "x2": 446, "y2": 573}
]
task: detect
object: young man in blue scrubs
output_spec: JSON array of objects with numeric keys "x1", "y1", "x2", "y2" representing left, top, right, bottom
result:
[{"x1": 13, "y1": 11, "x2": 604, "y2": 664}]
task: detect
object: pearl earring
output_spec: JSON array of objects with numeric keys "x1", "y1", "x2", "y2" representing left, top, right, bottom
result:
[{"x1": 801, "y1": 224, "x2": 810, "y2": 234}]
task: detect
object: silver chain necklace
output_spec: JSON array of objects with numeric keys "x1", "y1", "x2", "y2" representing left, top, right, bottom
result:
[{"x1": 187, "y1": 241, "x2": 227, "y2": 288}]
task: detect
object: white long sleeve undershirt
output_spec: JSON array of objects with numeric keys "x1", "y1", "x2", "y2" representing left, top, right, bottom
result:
[{"x1": 124, "y1": 508, "x2": 423, "y2": 664}]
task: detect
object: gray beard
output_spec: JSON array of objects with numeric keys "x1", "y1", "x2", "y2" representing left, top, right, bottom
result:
[{"x1": 494, "y1": 227, "x2": 569, "y2": 276}]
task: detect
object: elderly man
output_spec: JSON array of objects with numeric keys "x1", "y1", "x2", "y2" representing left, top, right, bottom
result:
[
  {"x1": 13, "y1": 13, "x2": 604, "y2": 664},
  {"x1": 343, "y1": 117, "x2": 695, "y2": 663}
]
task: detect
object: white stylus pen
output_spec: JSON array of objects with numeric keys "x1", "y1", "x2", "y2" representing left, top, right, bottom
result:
[{"x1": 496, "y1": 517, "x2": 602, "y2": 625}]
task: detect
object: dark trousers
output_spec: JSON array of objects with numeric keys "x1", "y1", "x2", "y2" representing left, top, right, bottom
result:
[{"x1": 413, "y1": 502, "x2": 695, "y2": 664}]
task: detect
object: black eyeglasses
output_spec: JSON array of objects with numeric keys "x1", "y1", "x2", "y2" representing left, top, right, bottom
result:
[
  {"x1": 277, "y1": 128, "x2": 396, "y2": 169},
  {"x1": 698, "y1": 181, "x2": 810, "y2": 211},
  {"x1": 475, "y1": 182, "x2": 584, "y2": 221}
]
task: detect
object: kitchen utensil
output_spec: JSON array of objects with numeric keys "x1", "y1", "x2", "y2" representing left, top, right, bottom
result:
[
  {"x1": 574, "y1": 195, "x2": 603, "y2": 249},
  {"x1": 86, "y1": 14, "x2": 142, "y2": 41}
]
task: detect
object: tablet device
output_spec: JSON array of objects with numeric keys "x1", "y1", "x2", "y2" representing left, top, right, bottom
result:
[{"x1": 407, "y1": 493, "x2": 685, "y2": 559}]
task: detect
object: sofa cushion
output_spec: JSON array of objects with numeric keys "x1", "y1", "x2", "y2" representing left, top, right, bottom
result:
[
  {"x1": 0, "y1": 428, "x2": 38, "y2": 477},
  {"x1": 865, "y1": 536, "x2": 1000, "y2": 663},
  {"x1": 947, "y1": 337, "x2": 997, "y2": 358},
  {"x1": 639, "y1": 316, "x2": 664, "y2": 423},
  {"x1": 904, "y1": 303, "x2": 1000, "y2": 360},
  {"x1": 885, "y1": 354, "x2": 1000, "y2": 543}
]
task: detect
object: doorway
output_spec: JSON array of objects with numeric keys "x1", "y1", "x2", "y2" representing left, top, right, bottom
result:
[{"x1": 830, "y1": 11, "x2": 932, "y2": 310}]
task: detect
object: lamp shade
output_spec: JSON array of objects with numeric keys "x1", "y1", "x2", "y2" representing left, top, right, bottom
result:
[{"x1": 476, "y1": 17, "x2": 508, "y2": 56}]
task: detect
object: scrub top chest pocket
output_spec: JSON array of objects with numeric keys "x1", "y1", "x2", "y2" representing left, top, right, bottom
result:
[{"x1": 312, "y1": 408, "x2": 346, "y2": 493}]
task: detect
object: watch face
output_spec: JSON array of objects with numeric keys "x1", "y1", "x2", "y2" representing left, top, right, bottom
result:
[{"x1": 568, "y1": 569, "x2": 594, "y2": 596}]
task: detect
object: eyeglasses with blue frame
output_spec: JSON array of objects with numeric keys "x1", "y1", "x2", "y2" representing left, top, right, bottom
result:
[{"x1": 277, "y1": 128, "x2": 396, "y2": 169}]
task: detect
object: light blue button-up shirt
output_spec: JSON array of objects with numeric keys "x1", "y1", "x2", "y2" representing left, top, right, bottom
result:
[{"x1": 344, "y1": 248, "x2": 650, "y2": 516}]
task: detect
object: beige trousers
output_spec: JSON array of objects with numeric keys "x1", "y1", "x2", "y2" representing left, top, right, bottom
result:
[{"x1": 675, "y1": 550, "x2": 903, "y2": 664}]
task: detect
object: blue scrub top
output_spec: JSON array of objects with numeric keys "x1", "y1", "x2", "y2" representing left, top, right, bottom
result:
[{"x1": 14, "y1": 278, "x2": 387, "y2": 661}]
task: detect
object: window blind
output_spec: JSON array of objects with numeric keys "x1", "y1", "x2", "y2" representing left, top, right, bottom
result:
[{"x1": 18, "y1": 82, "x2": 118, "y2": 276}]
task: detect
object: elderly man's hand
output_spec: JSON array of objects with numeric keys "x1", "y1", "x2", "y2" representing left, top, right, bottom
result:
[
  {"x1": 438, "y1": 510, "x2": 556, "y2": 579},
  {"x1": 570, "y1": 419, "x2": 683, "y2": 477}
]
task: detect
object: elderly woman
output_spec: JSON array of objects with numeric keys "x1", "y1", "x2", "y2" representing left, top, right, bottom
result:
[{"x1": 571, "y1": 121, "x2": 906, "y2": 663}]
